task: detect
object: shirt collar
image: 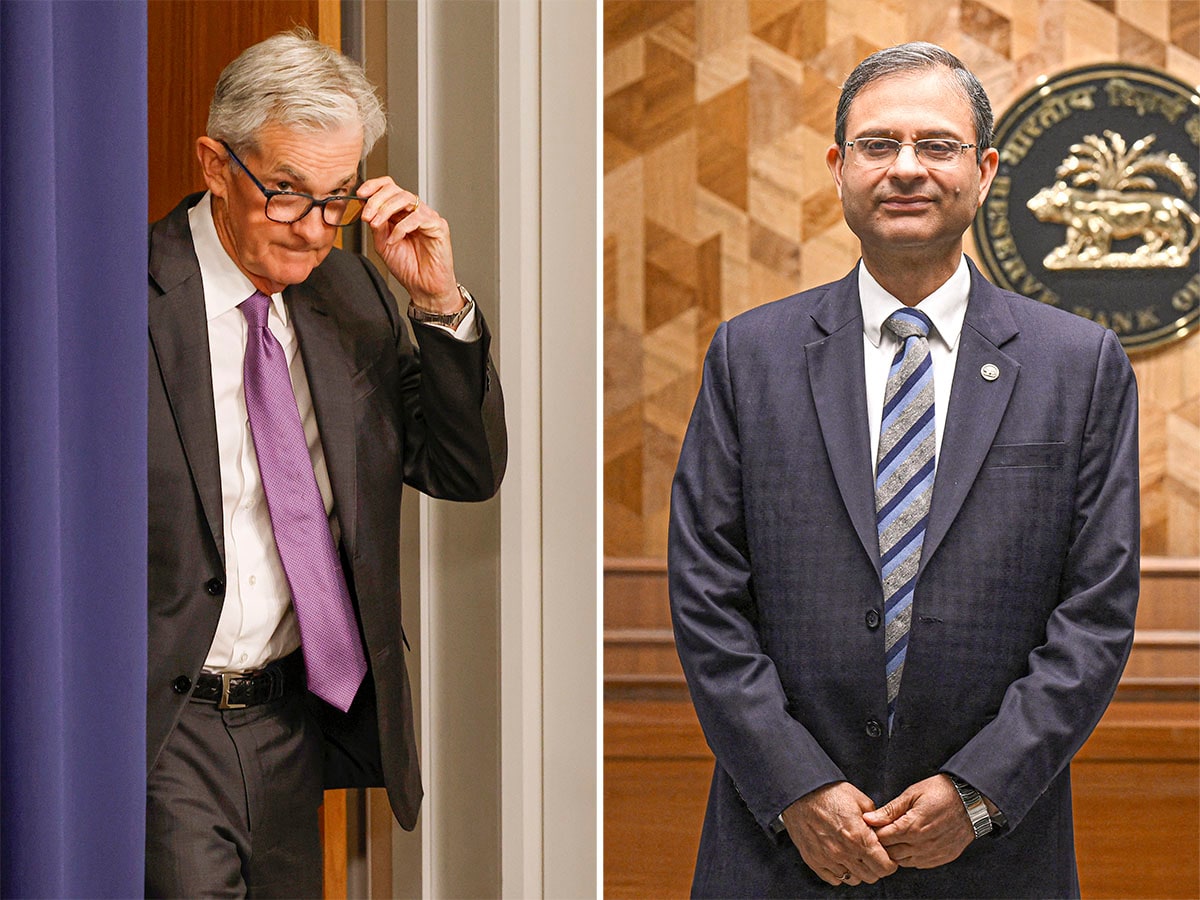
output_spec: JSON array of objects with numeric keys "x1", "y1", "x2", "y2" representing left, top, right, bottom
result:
[
  {"x1": 188, "y1": 192, "x2": 288, "y2": 326},
  {"x1": 860, "y1": 255, "x2": 970, "y2": 352}
]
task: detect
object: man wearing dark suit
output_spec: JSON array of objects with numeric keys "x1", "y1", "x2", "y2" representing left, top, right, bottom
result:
[
  {"x1": 146, "y1": 30, "x2": 505, "y2": 896},
  {"x1": 669, "y1": 43, "x2": 1138, "y2": 898}
]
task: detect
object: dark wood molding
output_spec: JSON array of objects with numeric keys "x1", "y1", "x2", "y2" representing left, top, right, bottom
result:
[
  {"x1": 1141, "y1": 556, "x2": 1200, "y2": 575},
  {"x1": 605, "y1": 555, "x2": 1200, "y2": 575},
  {"x1": 603, "y1": 559, "x2": 1200, "y2": 700}
]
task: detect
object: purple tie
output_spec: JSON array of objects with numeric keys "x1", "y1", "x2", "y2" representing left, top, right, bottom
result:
[{"x1": 239, "y1": 291, "x2": 367, "y2": 712}]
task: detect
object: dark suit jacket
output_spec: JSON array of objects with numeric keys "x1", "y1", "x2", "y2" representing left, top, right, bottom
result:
[
  {"x1": 669, "y1": 260, "x2": 1139, "y2": 898},
  {"x1": 148, "y1": 194, "x2": 506, "y2": 830}
]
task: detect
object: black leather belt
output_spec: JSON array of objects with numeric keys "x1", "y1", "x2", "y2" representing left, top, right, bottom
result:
[{"x1": 192, "y1": 651, "x2": 304, "y2": 710}]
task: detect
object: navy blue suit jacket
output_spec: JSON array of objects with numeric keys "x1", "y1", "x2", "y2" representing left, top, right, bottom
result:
[{"x1": 669, "y1": 260, "x2": 1139, "y2": 897}]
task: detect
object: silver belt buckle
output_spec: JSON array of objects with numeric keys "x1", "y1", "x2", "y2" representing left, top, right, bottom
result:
[{"x1": 218, "y1": 671, "x2": 249, "y2": 710}]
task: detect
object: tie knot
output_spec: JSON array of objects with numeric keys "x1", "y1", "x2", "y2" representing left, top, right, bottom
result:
[
  {"x1": 884, "y1": 308, "x2": 932, "y2": 341},
  {"x1": 239, "y1": 291, "x2": 271, "y2": 329}
]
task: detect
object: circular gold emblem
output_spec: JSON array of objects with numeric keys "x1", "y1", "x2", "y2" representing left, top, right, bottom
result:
[{"x1": 973, "y1": 64, "x2": 1200, "y2": 353}]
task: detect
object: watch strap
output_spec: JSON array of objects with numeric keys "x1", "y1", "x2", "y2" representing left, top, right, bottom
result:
[
  {"x1": 408, "y1": 283, "x2": 474, "y2": 329},
  {"x1": 948, "y1": 775, "x2": 993, "y2": 838}
]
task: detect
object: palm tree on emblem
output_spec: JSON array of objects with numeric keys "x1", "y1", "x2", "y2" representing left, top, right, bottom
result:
[{"x1": 1026, "y1": 129, "x2": 1200, "y2": 270}]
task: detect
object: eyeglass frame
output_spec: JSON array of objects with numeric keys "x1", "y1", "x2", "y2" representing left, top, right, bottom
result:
[
  {"x1": 220, "y1": 140, "x2": 365, "y2": 227},
  {"x1": 841, "y1": 137, "x2": 979, "y2": 169}
]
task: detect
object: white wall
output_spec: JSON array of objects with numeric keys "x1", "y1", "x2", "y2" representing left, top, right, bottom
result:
[
  {"x1": 358, "y1": 1, "x2": 598, "y2": 896},
  {"x1": 530, "y1": 2, "x2": 599, "y2": 895}
]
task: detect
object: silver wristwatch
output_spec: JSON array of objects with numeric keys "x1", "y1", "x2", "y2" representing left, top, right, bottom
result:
[
  {"x1": 407, "y1": 283, "x2": 475, "y2": 329},
  {"x1": 948, "y1": 775, "x2": 993, "y2": 838}
]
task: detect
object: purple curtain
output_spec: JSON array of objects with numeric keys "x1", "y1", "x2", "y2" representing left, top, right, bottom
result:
[{"x1": 1, "y1": 2, "x2": 148, "y2": 896}]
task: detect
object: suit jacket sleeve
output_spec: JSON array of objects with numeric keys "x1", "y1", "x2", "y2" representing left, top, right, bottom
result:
[
  {"x1": 669, "y1": 322, "x2": 846, "y2": 831},
  {"x1": 942, "y1": 327, "x2": 1139, "y2": 828},
  {"x1": 359, "y1": 255, "x2": 506, "y2": 502}
]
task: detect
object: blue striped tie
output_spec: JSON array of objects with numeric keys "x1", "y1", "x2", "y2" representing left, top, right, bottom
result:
[{"x1": 876, "y1": 308, "x2": 935, "y2": 731}]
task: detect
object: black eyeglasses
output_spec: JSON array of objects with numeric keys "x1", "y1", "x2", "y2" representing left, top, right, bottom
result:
[
  {"x1": 842, "y1": 138, "x2": 977, "y2": 169},
  {"x1": 221, "y1": 141, "x2": 365, "y2": 227}
]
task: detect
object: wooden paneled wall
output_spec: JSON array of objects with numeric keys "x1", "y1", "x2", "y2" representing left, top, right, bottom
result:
[
  {"x1": 604, "y1": 6, "x2": 1200, "y2": 890},
  {"x1": 604, "y1": 560, "x2": 1200, "y2": 899},
  {"x1": 605, "y1": 696, "x2": 1200, "y2": 900},
  {"x1": 148, "y1": 0, "x2": 339, "y2": 222},
  {"x1": 605, "y1": 559, "x2": 1200, "y2": 697},
  {"x1": 604, "y1": 0, "x2": 1200, "y2": 560}
]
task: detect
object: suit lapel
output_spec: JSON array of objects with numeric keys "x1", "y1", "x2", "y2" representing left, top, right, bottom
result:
[
  {"x1": 805, "y1": 268, "x2": 881, "y2": 572},
  {"x1": 288, "y1": 282, "x2": 359, "y2": 559},
  {"x1": 922, "y1": 263, "x2": 1020, "y2": 569},
  {"x1": 149, "y1": 197, "x2": 226, "y2": 561}
]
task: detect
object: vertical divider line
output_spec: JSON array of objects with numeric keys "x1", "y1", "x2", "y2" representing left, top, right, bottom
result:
[{"x1": 413, "y1": 2, "x2": 434, "y2": 897}]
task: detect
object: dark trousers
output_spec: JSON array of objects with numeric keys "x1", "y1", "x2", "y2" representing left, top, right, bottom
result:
[{"x1": 145, "y1": 688, "x2": 324, "y2": 899}]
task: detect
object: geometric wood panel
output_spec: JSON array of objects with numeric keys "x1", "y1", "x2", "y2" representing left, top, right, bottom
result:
[{"x1": 604, "y1": 0, "x2": 1200, "y2": 559}]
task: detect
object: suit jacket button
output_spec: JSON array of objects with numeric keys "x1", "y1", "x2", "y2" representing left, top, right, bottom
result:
[
  {"x1": 205, "y1": 577, "x2": 225, "y2": 597},
  {"x1": 172, "y1": 676, "x2": 192, "y2": 694},
  {"x1": 865, "y1": 609, "x2": 881, "y2": 629},
  {"x1": 865, "y1": 719, "x2": 883, "y2": 738}
]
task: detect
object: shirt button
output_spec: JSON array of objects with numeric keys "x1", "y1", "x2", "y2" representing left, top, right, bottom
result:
[
  {"x1": 205, "y1": 577, "x2": 225, "y2": 597},
  {"x1": 248, "y1": 575, "x2": 257, "y2": 587},
  {"x1": 240, "y1": 653, "x2": 248, "y2": 663},
  {"x1": 865, "y1": 719, "x2": 883, "y2": 739},
  {"x1": 172, "y1": 676, "x2": 192, "y2": 694},
  {"x1": 865, "y1": 609, "x2": 881, "y2": 629}
]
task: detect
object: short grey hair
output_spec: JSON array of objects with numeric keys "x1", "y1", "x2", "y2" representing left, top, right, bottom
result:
[
  {"x1": 207, "y1": 27, "x2": 386, "y2": 159},
  {"x1": 834, "y1": 42, "x2": 993, "y2": 162}
]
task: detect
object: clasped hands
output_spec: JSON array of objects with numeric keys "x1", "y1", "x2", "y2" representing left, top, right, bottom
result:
[{"x1": 779, "y1": 775, "x2": 975, "y2": 888}]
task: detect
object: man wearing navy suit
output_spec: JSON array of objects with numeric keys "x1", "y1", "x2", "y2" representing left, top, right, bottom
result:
[
  {"x1": 669, "y1": 43, "x2": 1138, "y2": 897},
  {"x1": 147, "y1": 30, "x2": 505, "y2": 896}
]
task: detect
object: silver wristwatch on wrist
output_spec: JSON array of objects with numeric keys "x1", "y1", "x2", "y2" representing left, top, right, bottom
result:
[
  {"x1": 948, "y1": 775, "x2": 993, "y2": 838},
  {"x1": 407, "y1": 283, "x2": 475, "y2": 329}
]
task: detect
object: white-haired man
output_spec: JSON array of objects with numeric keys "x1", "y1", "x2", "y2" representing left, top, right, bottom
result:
[{"x1": 147, "y1": 30, "x2": 505, "y2": 895}]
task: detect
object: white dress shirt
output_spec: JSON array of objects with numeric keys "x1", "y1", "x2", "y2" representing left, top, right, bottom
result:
[
  {"x1": 860, "y1": 255, "x2": 970, "y2": 476},
  {"x1": 188, "y1": 193, "x2": 476, "y2": 673}
]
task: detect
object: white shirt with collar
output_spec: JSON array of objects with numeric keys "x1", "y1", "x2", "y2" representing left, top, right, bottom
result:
[
  {"x1": 188, "y1": 192, "x2": 475, "y2": 674},
  {"x1": 860, "y1": 255, "x2": 970, "y2": 476}
]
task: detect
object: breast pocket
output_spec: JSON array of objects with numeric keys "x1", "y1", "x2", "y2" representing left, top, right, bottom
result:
[{"x1": 982, "y1": 441, "x2": 1066, "y2": 469}]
